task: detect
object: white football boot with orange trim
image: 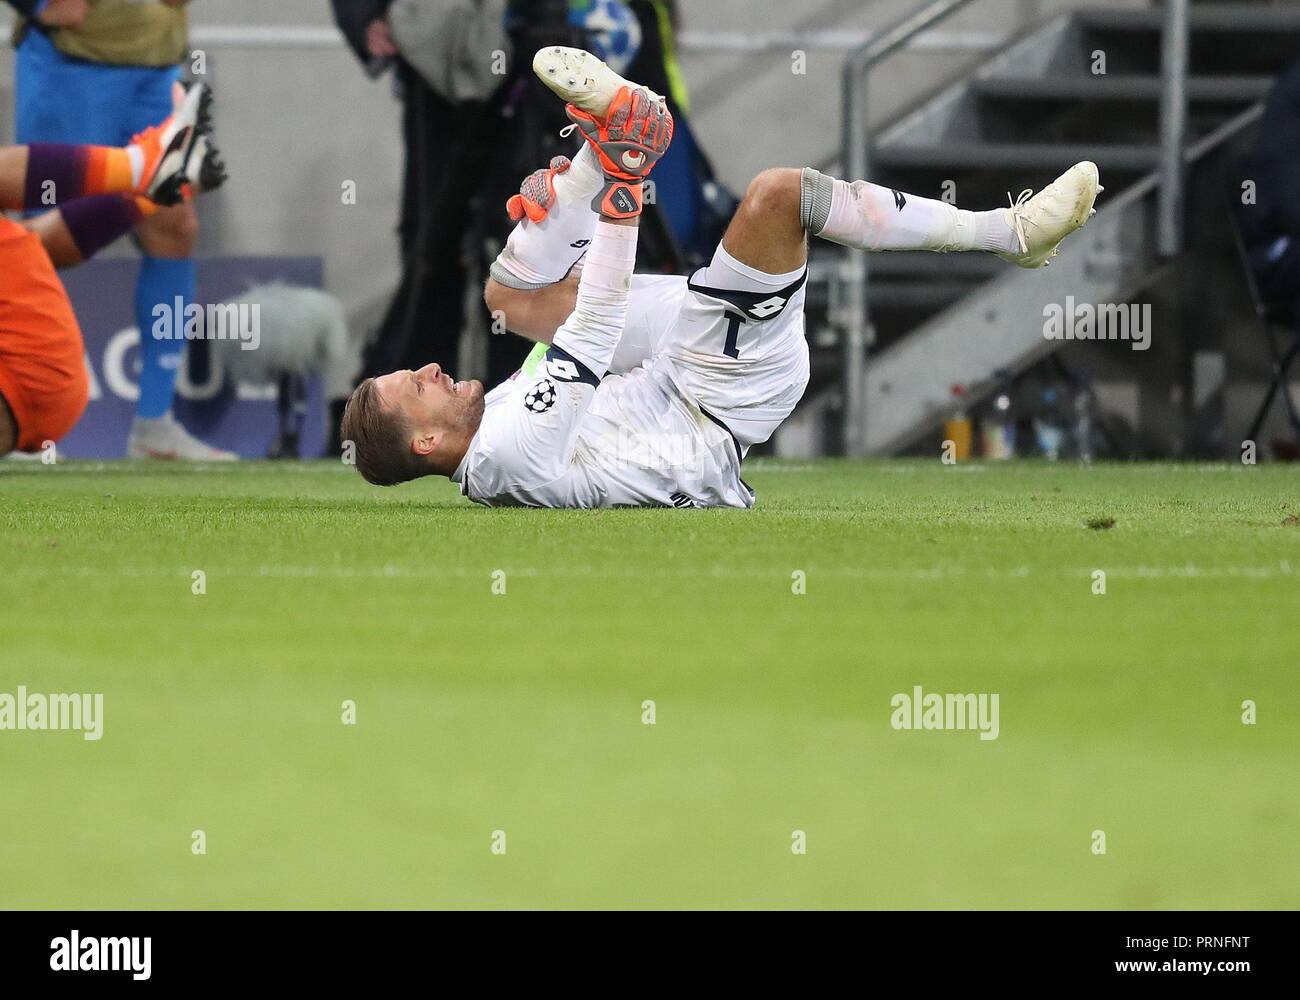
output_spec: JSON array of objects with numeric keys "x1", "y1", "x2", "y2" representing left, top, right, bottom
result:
[{"x1": 130, "y1": 83, "x2": 228, "y2": 207}]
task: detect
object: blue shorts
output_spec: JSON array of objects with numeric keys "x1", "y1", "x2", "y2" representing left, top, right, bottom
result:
[{"x1": 15, "y1": 28, "x2": 180, "y2": 147}]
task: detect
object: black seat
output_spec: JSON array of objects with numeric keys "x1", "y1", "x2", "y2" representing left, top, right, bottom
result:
[{"x1": 1225, "y1": 190, "x2": 1300, "y2": 446}]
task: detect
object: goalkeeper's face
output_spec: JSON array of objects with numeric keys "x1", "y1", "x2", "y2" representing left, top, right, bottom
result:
[
  {"x1": 377, "y1": 362, "x2": 483, "y2": 427},
  {"x1": 344, "y1": 362, "x2": 484, "y2": 485},
  {"x1": 377, "y1": 362, "x2": 484, "y2": 452}
]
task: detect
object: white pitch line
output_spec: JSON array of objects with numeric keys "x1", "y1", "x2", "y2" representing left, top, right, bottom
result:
[
  {"x1": 0, "y1": 461, "x2": 351, "y2": 475},
  {"x1": 5, "y1": 563, "x2": 1295, "y2": 583}
]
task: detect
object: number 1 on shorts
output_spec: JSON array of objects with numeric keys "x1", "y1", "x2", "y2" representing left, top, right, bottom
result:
[{"x1": 723, "y1": 314, "x2": 744, "y2": 359}]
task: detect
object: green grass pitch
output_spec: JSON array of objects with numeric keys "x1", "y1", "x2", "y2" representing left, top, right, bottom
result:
[{"x1": 1, "y1": 459, "x2": 1297, "y2": 909}]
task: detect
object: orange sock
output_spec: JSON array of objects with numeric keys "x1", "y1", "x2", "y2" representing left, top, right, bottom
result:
[{"x1": 83, "y1": 146, "x2": 138, "y2": 196}]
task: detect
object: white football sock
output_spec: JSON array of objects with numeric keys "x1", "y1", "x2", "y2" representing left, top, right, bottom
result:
[
  {"x1": 553, "y1": 220, "x2": 639, "y2": 378},
  {"x1": 801, "y1": 167, "x2": 1019, "y2": 254},
  {"x1": 552, "y1": 143, "x2": 603, "y2": 204},
  {"x1": 491, "y1": 145, "x2": 604, "y2": 289}
]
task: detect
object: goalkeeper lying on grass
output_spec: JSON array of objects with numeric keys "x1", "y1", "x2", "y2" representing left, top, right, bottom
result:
[{"x1": 342, "y1": 47, "x2": 1100, "y2": 508}]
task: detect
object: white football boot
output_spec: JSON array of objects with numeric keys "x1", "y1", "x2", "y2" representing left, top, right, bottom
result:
[
  {"x1": 128, "y1": 412, "x2": 238, "y2": 461},
  {"x1": 995, "y1": 161, "x2": 1102, "y2": 269},
  {"x1": 532, "y1": 45, "x2": 665, "y2": 117}
]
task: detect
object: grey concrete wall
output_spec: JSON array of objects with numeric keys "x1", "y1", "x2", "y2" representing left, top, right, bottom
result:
[{"x1": 1, "y1": 0, "x2": 1152, "y2": 384}]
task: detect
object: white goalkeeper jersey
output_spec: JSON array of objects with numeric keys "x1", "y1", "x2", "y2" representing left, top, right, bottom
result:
[
  {"x1": 451, "y1": 223, "x2": 807, "y2": 510},
  {"x1": 450, "y1": 259, "x2": 764, "y2": 510},
  {"x1": 450, "y1": 342, "x2": 754, "y2": 510}
]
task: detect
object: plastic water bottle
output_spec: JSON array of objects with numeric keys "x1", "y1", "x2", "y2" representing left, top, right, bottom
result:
[
  {"x1": 1073, "y1": 379, "x2": 1096, "y2": 462},
  {"x1": 1033, "y1": 388, "x2": 1067, "y2": 461},
  {"x1": 943, "y1": 384, "x2": 973, "y2": 461},
  {"x1": 981, "y1": 389, "x2": 1016, "y2": 460}
]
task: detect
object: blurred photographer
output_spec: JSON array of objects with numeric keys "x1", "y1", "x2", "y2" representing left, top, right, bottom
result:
[
  {"x1": 330, "y1": 1, "x2": 711, "y2": 416},
  {"x1": 331, "y1": 0, "x2": 512, "y2": 424}
]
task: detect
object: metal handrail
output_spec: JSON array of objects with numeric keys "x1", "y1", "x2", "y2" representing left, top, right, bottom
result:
[
  {"x1": 836, "y1": 0, "x2": 1192, "y2": 456},
  {"x1": 838, "y1": 0, "x2": 978, "y2": 457},
  {"x1": 0, "y1": 18, "x2": 1004, "y2": 53},
  {"x1": 1157, "y1": 0, "x2": 1189, "y2": 255}
]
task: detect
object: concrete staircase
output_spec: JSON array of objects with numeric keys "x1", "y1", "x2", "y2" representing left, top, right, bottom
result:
[{"x1": 803, "y1": 1, "x2": 1300, "y2": 455}]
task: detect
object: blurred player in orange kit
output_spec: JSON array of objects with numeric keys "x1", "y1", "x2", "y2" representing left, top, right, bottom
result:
[{"x1": 0, "y1": 83, "x2": 225, "y2": 457}]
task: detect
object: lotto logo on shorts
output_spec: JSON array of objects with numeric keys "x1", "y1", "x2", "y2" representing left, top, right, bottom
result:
[{"x1": 746, "y1": 295, "x2": 788, "y2": 320}]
